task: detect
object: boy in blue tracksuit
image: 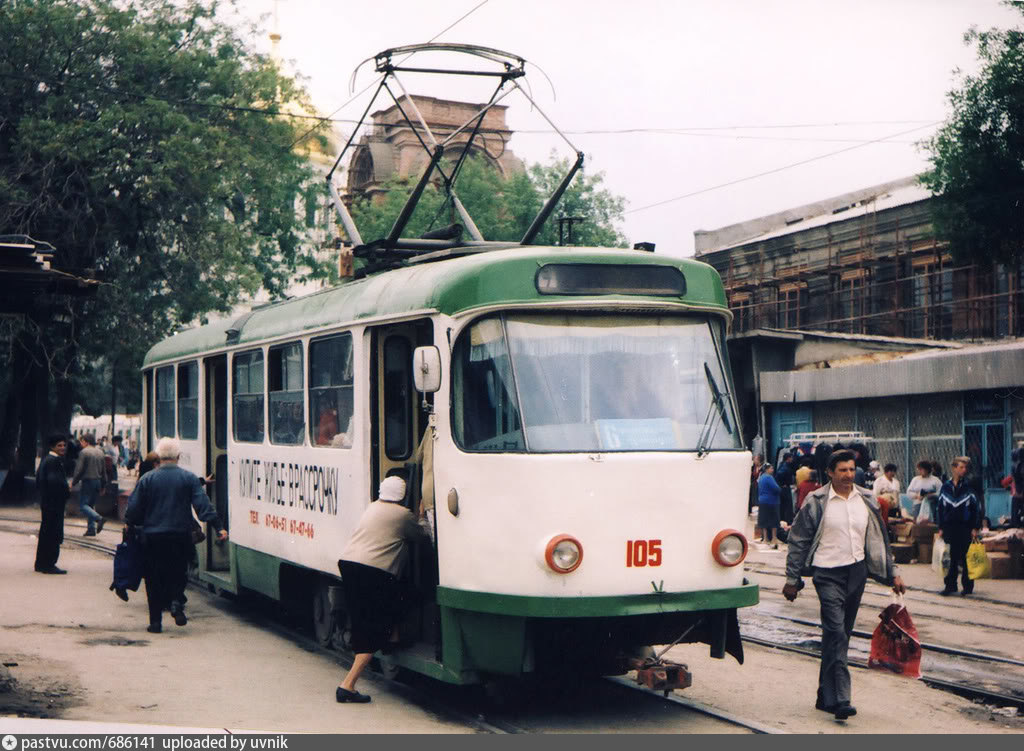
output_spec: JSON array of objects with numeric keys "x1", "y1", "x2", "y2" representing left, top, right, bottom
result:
[{"x1": 937, "y1": 457, "x2": 982, "y2": 596}]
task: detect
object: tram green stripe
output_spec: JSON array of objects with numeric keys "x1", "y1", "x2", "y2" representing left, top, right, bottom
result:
[{"x1": 435, "y1": 582, "x2": 759, "y2": 617}]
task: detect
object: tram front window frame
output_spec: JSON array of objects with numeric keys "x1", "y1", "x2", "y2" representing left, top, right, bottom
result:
[{"x1": 452, "y1": 312, "x2": 742, "y2": 453}]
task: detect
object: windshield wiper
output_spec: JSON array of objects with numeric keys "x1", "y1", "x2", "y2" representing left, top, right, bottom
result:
[
  {"x1": 696, "y1": 363, "x2": 733, "y2": 458},
  {"x1": 704, "y1": 362, "x2": 733, "y2": 436}
]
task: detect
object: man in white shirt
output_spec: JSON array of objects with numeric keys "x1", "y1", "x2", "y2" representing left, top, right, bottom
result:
[{"x1": 782, "y1": 449, "x2": 905, "y2": 721}]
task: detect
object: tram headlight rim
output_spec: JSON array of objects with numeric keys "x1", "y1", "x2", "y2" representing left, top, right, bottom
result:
[
  {"x1": 711, "y1": 529, "x2": 748, "y2": 567},
  {"x1": 544, "y1": 534, "x2": 583, "y2": 574}
]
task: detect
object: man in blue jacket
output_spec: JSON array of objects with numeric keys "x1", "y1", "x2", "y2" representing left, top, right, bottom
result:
[
  {"x1": 783, "y1": 449, "x2": 905, "y2": 721},
  {"x1": 937, "y1": 456, "x2": 982, "y2": 596},
  {"x1": 125, "y1": 437, "x2": 227, "y2": 633}
]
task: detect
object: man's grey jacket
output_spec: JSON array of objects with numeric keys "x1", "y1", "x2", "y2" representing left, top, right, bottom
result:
[{"x1": 784, "y1": 483, "x2": 899, "y2": 587}]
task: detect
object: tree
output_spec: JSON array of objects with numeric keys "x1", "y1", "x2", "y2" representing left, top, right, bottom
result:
[
  {"x1": 0, "y1": 0, "x2": 329, "y2": 470},
  {"x1": 921, "y1": 1, "x2": 1024, "y2": 268},
  {"x1": 348, "y1": 154, "x2": 628, "y2": 249}
]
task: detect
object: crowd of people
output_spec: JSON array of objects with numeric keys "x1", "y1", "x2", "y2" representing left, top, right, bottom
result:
[{"x1": 33, "y1": 432, "x2": 227, "y2": 635}]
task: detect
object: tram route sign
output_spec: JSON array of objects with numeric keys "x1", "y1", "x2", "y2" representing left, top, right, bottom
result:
[{"x1": 597, "y1": 418, "x2": 678, "y2": 450}]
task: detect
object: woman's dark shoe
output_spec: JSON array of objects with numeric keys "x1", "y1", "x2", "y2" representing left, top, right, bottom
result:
[{"x1": 336, "y1": 687, "x2": 371, "y2": 703}]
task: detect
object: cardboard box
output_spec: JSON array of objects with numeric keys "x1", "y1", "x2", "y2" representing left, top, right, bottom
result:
[
  {"x1": 889, "y1": 521, "x2": 914, "y2": 542},
  {"x1": 917, "y1": 542, "x2": 933, "y2": 564},
  {"x1": 912, "y1": 523, "x2": 937, "y2": 544},
  {"x1": 983, "y1": 538, "x2": 1009, "y2": 552},
  {"x1": 891, "y1": 543, "x2": 916, "y2": 564},
  {"x1": 988, "y1": 552, "x2": 1014, "y2": 579}
]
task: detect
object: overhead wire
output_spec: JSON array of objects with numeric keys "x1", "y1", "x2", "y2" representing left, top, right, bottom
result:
[
  {"x1": 287, "y1": 0, "x2": 491, "y2": 149},
  {"x1": 625, "y1": 121, "x2": 942, "y2": 215}
]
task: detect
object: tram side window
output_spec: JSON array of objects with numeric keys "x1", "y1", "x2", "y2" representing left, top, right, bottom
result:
[
  {"x1": 177, "y1": 361, "x2": 199, "y2": 440},
  {"x1": 309, "y1": 333, "x2": 354, "y2": 449},
  {"x1": 155, "y1": 366, "x2": 175, "y2": 439},
  {"x1": 233, "y1": 349, "x2": 265, "y2": 443},
  {"x1": 269, "y1": 342, "x2": 304, "y2": 445},
  {"x1": 452, "y1": 317, "x2": 525, "y2": 452}
]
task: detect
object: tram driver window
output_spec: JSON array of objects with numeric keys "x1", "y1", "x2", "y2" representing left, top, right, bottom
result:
[
  {"x1": 452, "y1": 317, "x2": 525, "y2": 452},
  {"x1": 233, "y1": 349, "x2": 265, "y2": 443},
  {"x1": 309, "y1": 333, "x2": 354, "y2": 449},
  {"x1": 269, "y1": 342, "x2": 304, "y2": 445},
  {"x1": 155, "y1": 365, "x2": 175, "y2": 439}
]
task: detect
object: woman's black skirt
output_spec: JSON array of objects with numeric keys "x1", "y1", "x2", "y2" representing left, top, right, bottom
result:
[
  {"x1": 338, "y1": 559, "x2": 408, "y2": 654},
  {"x1": 757, "y1": 503, "x2": 780, "y2": 530}
]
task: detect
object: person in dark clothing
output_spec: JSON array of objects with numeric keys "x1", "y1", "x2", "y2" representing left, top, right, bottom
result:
[
  {"x1": 125, "y1": 437, "x2": 226, "y2": 633},
  {"x1": 936, "y1": 456, "x2": 982, "y2": 596},
  {"x1": 776, "y1": 452, "x2": 796, "y2": 525},
  {"x1": 35, "y1": 434, "x2": 71, "y2": 574},
  {"x1": 63, "y1": 434, "x2": 80, "y2": 478},
  {"x1": 757, "y1": 464, "x2": 781, "y2": 547}
]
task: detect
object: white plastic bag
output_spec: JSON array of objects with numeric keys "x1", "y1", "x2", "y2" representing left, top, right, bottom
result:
[
  {"x1": 931, "y1": 537, "x2": 947, "y2": 575},
  {"x1": 916, "y1": 498, "x2": 933, "y2": 523}
]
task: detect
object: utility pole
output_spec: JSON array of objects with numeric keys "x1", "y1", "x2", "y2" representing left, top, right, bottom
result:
[{"x1": 557, "y1": 216, "x2": 585, "y2": 246}]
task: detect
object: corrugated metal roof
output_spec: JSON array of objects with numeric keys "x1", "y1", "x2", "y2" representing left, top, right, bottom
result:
[
  {"x1": 695, "y1": 175, "x2": 932, "y2": 255},
  {"x1": 760, "y1": 339, "x2": 1024, "y2": 402}
]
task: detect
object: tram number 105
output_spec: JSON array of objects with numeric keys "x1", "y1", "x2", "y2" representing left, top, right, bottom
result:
[{"x1": 625, "y1": 539, "x2": 662, "y2": 567}]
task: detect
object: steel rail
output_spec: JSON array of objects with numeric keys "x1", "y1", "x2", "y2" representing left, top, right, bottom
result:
[
  {"x1": 748, "y1": 564, "x2": 1024, "y2": 612},
  {"x1": 742, "y1": 635, "x2": 1024, "y2": 711},
  {"x1": 603, "y1": 676, "x2": 780, "y2": 734},
  {"x1": 754, "y1": 611, "x2": 1024, "y2": 667}
]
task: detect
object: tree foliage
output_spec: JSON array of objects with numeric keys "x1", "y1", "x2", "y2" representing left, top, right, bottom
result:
[
  {"x1": 921, "y1": 1, "x2": 1024, "y2": 267},
  {"x1": 349, "y1": 154, "x2": 628, "y2": 249},
  {"x1": 0, "y1": 0, "x2": 328, "y2": 455}
]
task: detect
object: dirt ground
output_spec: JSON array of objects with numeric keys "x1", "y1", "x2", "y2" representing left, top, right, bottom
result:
[{"x1": 0, "y1": 526, "x2": 472, "y2": 733}]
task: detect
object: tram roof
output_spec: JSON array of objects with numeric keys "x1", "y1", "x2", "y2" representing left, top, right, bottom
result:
[{"x1": 143, "y1": 247, "x2": 727, "y2": 367}]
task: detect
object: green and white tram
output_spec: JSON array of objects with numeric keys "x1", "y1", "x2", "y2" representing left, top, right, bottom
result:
[
  {"x1": 141, "y1": 247, "x2": 757, "y2": 687},
  {"x1": 140, "y1": 43, "x2": 758, "y2": 691}
]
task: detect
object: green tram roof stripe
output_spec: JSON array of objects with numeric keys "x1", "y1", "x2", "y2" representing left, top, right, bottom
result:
[{"x1": 144, "y1": 247, "x2": 728, "y2": 367}]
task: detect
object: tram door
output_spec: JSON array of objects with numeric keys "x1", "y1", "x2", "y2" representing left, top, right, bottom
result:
[
  {"x1": 205, "y1": 355, "x2": 230, "y2": 571},
  {"x1": 370, "y1": 320, "x2": 436, "y2": 642},
  {"x1": 370, "y1": 320, "x2": 434, "y2": 499}
]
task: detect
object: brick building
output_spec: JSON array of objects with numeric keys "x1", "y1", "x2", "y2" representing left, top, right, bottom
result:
[
  {"x1": 695, "y1": 176, "x2": 1024, "y2": 523},
  {"x1": 346, "y1": 95, "x2": 524, "y2": 198}
]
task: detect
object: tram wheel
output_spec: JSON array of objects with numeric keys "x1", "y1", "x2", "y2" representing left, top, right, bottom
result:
[{"x1": 311, "y1": 579, "x2": 335, "y2": 647}]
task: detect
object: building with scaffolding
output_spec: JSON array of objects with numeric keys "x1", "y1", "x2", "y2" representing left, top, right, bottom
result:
[{"x1": 695, "y1": 176, "x2": 1024, "y2": 524}]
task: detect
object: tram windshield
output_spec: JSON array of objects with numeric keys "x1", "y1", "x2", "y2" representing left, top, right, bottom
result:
[{"x1": 452, "y1": 313, "x2": 742, "y2": 452}]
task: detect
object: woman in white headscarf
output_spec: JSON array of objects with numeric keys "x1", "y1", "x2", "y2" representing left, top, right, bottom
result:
[{"x1": 335, "y1": 474, "x2": 428, "y2": 703}]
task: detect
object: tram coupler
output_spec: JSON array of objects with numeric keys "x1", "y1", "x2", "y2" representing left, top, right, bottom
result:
[{"x1": 628, "y1": 656, "x2": 692, "y2": 693}]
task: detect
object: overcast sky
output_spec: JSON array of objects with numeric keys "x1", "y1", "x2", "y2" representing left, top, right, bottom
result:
[{"x1": 232, "y1": 0, "x2": 1020, "y2": 257}]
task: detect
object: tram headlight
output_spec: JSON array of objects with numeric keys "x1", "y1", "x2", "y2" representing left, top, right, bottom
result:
[
  {"x1": 545, "y1": 534, "x2": 583, "y2": 574},
  {"x1": 711, "y1": 529, "x2": 747, "y2": 567}
]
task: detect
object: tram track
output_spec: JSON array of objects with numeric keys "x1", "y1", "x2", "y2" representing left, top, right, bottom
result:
[{"x1": 742, "y1": 635, "x2": 1024, "y2": 711}]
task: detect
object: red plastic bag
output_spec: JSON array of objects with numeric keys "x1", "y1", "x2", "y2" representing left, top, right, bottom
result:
[{"x1": 867, "y1": 594, "x2": 921, "y2": 679}]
